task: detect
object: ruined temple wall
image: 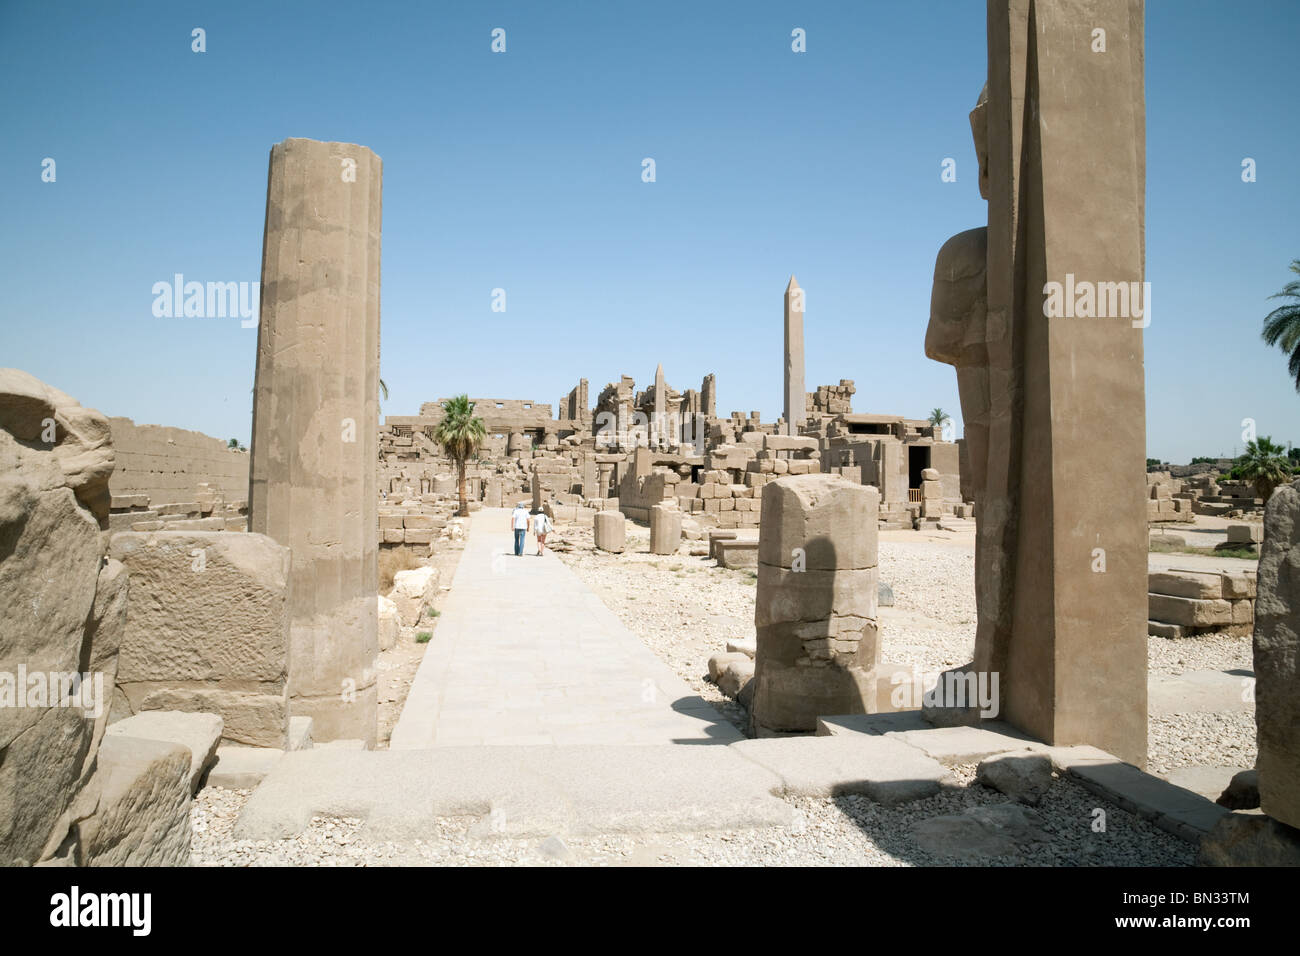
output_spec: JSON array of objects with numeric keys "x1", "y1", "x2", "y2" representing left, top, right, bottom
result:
[{"x1": 107, "y1": 417, "x2": 249, "y2": 504}]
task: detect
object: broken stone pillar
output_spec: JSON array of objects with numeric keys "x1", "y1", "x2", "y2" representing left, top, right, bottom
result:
[
  {"x1": 530, "y1": 469, "x2": 542, "y2": 512},
  {"x1": 593, "y1": 510, "x2": 625, "y2": 553},
  {"x1": 923, "y1": 0, "x2": 1147, "y2": 765},
  {"x1": 249, "y1": 137, "x2": 381, "y2": 747},
  {"x1": 752, "y1": 474, "x2": 880, "y2": 733},
  {"x1": 648, "y1": 503, "x2": 681, "y2": 555},
  {"x1": 1255, "y1": 478, "x2": 1300, "y2": 830},
  {"x1": 784, "y1": 276, "x2": 804, "y2": 437}
]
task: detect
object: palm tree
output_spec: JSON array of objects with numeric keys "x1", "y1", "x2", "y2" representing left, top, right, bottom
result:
[
  {"x1": 1235, "y1": 436, "x2": 1293, "y2": 503},
  {"x1": 1262, "y1": 259, "x2": 1300, "y2": 392},
  {"x1": 927, "y1": 408, "x2": 950, "y2": 435},
  {"x1": 433, "y1": 395, "x2": 486, "y2": 517}
]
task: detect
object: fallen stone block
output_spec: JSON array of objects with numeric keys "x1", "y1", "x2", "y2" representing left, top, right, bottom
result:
[
  {"x1": 389, "y1": 566, "x2": 439, "y2": 627},
  {"x1": 207, "y1": 746, "x2": 285, "y2": 789},
  {"x1": 105, "y1": 711, "x2": 223, "y2": 794},
  {"x1": 1216, "y1": 769, "x2": 1259, "y2": 810},
  {"x1": 718, "y1": 660, "x2": 755, "y2": 698},
  {"x1": 1148, "y1": 569, "x2": 1222, "y2": 600},
  {"x1": 79, "y1": 734, "x2": 192, "y2": 866},
  {"x1": 708, "y1": 652, "x2": 750, "y2": 683},
  {"x1": 976, "y1": 751, "x2": 1055, "y2": 806},
  {"x1": 1148, "y1": 593, "x2": 1233, "y2": 627}
]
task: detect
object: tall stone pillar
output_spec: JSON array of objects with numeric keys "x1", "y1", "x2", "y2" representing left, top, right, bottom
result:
[
  {"x1": 924, "y1": 1, "x2": 1147, "y2": 765},
  {"x1": 784, "y1": 276, "x2": 805, "y2": 436},
  {"x1": 249, "y1": 138, "x2": 381, "y2": 747}
]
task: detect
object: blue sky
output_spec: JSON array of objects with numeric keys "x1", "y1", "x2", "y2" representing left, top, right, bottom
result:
[{"x1": 2, "y1": 0, "x2": 1296, "y2": 463}]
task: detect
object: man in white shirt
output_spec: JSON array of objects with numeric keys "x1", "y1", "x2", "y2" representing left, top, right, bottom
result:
[{"x1": 510, "y1": 502, "x2": 530, "y2": 556}]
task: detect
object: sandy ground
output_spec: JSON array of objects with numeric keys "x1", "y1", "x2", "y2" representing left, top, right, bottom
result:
[{"x1": 375, "y1": 540, "x2": 467, "y2": 748}]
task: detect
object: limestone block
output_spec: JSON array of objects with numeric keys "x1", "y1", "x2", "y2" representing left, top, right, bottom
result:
[
  {"x1": 110, "y1": 532, "x2": 291, "y2": 683},
  {"x1": 1221, "y1": 571, "x2": 1256, "y2": 599},
  {"x1": 649, "y1": 504, "x2": 682, "y2": 555},
  {"x1": 403, "y1": 529, "x2": 433, "y2": 545},
  {"x1": 377, "y1": 595, "x2": 401, "y2": 651},
  {"x1": 403, "y1": 514, "x2": 437, "y2": 530},
  {"x1": 975, "y1": 751, "x2": 1054, "y2": 806},
  {"x1": 757, "y1": 475, "x2": 879, "y2": 571},
  {"x1": 389, "y1": 566, "x2": 439, "y2": 627},
  {"x1": 79, "y1": 734, "x2": 192, "y2": 866},
  {"x1": 1255, "y1": 479, "x2": 1300, "y2": 829},
  {"x1": 719, "y1": 659, "x2": 755, "y2": 698},
  {"x1": 593, "y1": 511, "x2": 625, "y2": 552},
  {"x1": 1148, "y1": 593, "x2": 1233, "y2": 628},
  {"x1": 382, "y1": 528, "x2": 405, "y2": 543},
  {"x1": 708, "y1": 652, "x2": 750, "y2": 682},
  {"x1": 105, "y1": 711, "x2": 223, "y2": 794},
  {"x1": 1226, "y1": 523, "x2": 1263, "y2": 544},
  {"x1": 1148, "y1": 570, "x2": 1223, "y2": 600}
]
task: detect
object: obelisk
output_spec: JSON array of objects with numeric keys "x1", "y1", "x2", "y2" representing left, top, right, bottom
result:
[
  {"x1": 249, "y1": 138, "x2": 382, "y2": 747},
  {"x1": 784, "y1": 276, "x2": 804, "y2": 436},
  {"x1": 653, "y1": 363, "x2": 666, "y2": 447}
]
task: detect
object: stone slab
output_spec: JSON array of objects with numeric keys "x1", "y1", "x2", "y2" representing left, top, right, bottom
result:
[
  {"x1": 206, "y1": 746, "x2": 285, "y2": 790},
  {"x1": 234, "y1": 745, "x2": 791, "y2": 841},
  {"x1": 731, "y1": 735, "x2": 951, "y2": 804},
  {"x1": 105, "y1": 710, "x2": 223, "y2": 794}
]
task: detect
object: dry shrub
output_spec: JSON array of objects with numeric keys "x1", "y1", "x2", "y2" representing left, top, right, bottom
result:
[{"x1": 378, "y1": 545, "x2": 423, "y2": 594}]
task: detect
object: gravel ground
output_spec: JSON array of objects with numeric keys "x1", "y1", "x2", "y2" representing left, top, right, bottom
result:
[
  {"x1": 1147, "y1": 711, "x2": 1258, "y2": 775},
  {"x1": 190, "y1": 767, "x2": 1193, "y2": 867}
]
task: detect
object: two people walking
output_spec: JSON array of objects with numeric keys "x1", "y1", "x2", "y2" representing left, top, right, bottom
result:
[{"x1": 510, "y1": 502, "x2": 552, "y2": 557}]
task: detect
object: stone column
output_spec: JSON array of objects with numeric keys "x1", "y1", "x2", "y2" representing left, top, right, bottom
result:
[
  {"x1": 249, "y1": 138, "x2": 381, "y2": 747},
  {"x1": 783, "y1": 276, "x2": 805, "y2": 437},
  {"x1": 752, "y1": 475, "x2": 879, "y2": 733}
]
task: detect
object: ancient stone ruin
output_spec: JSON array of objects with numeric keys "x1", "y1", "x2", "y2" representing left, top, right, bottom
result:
[{"x1": 2, "y1": 0, "x2": 1295, "y2": 877}]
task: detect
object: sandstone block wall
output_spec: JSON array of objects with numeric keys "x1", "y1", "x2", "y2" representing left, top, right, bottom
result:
[{"x1": 107, "y1": 416, "x2": 249, "y2": 505}]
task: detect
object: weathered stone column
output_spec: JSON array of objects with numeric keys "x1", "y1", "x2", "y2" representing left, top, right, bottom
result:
[
  {"x1": 249, "y1": 138, "x2": 381, "y2": 746},
  {"x1": 783, "y1": 276, "x2": 804, "y2": 436},
  {"x1": 752, "y1": 474, "x2": 879, "y2": 733},
  {"x1": 593, "y1": 510, "x2": 625, "y2": 552}
]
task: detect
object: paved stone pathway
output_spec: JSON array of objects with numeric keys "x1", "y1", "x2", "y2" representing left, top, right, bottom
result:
[{"x1": 390, "y1": 508, "x2": 741, "y2": 748}]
